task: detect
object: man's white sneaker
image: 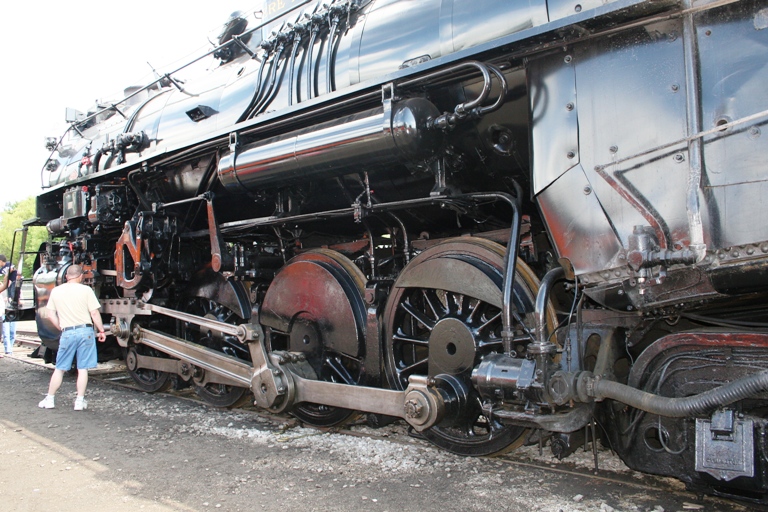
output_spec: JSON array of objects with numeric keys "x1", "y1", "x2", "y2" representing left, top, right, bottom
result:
[
  {"x1": 38, "y1": 395, "x2": 55, "y2": 409},
  {"x1": 74, "y1": 397, "x2": 87, "y2": 411}
]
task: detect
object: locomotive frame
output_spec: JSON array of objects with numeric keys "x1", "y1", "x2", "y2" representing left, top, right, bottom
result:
[{"x1": 11, "y1": 0, "x2": 768, "y2": 503}]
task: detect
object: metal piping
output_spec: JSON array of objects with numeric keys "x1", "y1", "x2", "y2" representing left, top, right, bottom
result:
[
  {"x1": 363, "y1": 221, "x2": 377, "y2": 278},
  {"x1": 155, "y1": 57, "x2": 504, "y2": 170},
  {"x1": 237, "y1": 48, "x2": 269, "y2": 123},
  {"x1": 126, "y1": 167, "x2": 153, "y2": 211},
  {"x1": 425, "y1": 61, "x2": 506, "y2": 130},
  {"x1": 257, "y1": 46, "x2": 290, "y2": 114},
  {"x1": 534, "y1": 267, "x2": 565, "y2": 345},
  {"x1": 476, "y1": 65, "x2": 508, "y2": 116},
  {"x1": 247, "y1": 42, "x2": 286, "y2": 118},
  {"x1": 306, "y1": 19, "x2": 319, "y2": 100},
  {"x1": 287, "y1": 32, "x2": 303, "y2": 106},
  {"x1": 682, "y1": 0, "x2": 707, "y2": 262},
  {"x1": 325, "y1": 14, "x2": 340, "y2": 94},
  {"x1": 388, "y1": 212, "x2": 410, "y2": 265},
  {"x1": 462, "y1": 192, "x2": 521, "y2": 353}
]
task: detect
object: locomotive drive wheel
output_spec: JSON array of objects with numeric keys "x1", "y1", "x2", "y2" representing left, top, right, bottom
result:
[
  {"x1": 179, "y1": 297, "x2": 251, "y2": 408},
  {"x1": 126, "y1": 345, "x2": 173, "y2": 393},
  {"x1": 384, "y1": 238, "x2": 552, "y2": 456},
  {"x1": 260, "y1": 249, "x2": 368, "y2": 427}
]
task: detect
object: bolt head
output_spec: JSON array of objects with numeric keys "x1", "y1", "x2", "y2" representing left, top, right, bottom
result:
[{"x1": 404, "y1": 399, "x2": 424, "y2": 419}]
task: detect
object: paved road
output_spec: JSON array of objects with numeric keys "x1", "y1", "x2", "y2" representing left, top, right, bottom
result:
[{"x1": 0, "y1": 353, "x2": 751, "y2": 512}]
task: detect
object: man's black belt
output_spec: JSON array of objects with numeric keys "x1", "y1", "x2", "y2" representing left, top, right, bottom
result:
[{"x1": 62, "y1": 324, "x2": 93, "y2": 331}]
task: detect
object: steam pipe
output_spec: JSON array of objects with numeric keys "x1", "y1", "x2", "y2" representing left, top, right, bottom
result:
[
  {"x1": 682, "y1": 0, "x2": 707, "y2": 262},
  {"x1": 362, "y1": 221, "x2": 377, "y2": 278},
  {"x1": 127, "y1": 167, "x2": 153, "y2": 211},
  {"x1": 287, "y1": 32, "x2": 303, "y2": 106},
  {"x1": 587, "y1": 370, "x2": 768, "y2": 418},
  {"x1": 237, "y1": 48, "x2": 269, "y2": 123},
  {"x1": 425, "y1": 62, "x2": 505, "y2": 130},
  {"x1": 256, "y1": 51, "x2": 290, "y2": 114},
  {"x1": 87, "y1": 148, "x2": 104, "y2": 176},
  {"x1": 326, "y1": 13, "x2": 341, "y2": 94},
  {"x1": 183, "y1": 193, "x2": 516, "y2": 249},
  {"x1": 246, "y1": 51, "x2": 277, "y2": 119},
  {"x1": 306, "y1": 19, "x2": 319, "y2": 101},
  {"x1": 454, "y1": 62, "x2": 493, "y2": 115},
  {"x1": 388, "y1": 212, "x2": 410, "y2": 265},
  {"x1": 247, "y1": 42, "x2": 285, "y2": 118},
  {"x1": 476, "y1": 65, "x2": 508, "y2": 116},
  {"x1": 535, "y1": 267, "x2": 565, "y2": 345},
  {"x1": 466, "y1": 192, "x2": 520, "y2": 354}
]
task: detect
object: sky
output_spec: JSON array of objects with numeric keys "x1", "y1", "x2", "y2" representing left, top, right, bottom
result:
[{"x1": 0, "y1": 1, "x2": 262, "y2": 210}]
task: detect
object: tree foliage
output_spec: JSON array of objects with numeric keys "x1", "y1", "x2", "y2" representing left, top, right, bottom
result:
[{"x1": 0, "y1": 197, "x2": 49, "y2": 278}]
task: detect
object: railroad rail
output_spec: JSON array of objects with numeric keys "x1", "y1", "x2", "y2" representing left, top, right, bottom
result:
[{"x1": 15, "y1": 331, "x2": 40, "y2": 348}]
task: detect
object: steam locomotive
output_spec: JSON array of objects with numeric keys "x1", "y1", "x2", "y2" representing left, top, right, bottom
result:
[{"x1": 13, "y1": 0, "x2": 768, "y2": 503}]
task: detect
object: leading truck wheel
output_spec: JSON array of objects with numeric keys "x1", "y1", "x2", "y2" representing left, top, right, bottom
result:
[{"x1": 383, "y1": 238, "x2": 552, "y2": 456}]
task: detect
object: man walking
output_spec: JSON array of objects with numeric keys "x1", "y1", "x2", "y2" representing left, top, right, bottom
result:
[{"x1": 38, "y1": 265, "x2": 107, "y2": 410}]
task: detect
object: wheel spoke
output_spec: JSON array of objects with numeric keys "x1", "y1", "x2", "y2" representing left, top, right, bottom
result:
[
  {"x1": 465, "y1": 298, "x2": 482, "y2": 324},
  {"x1": 392, "y1": 329, "x2": 429, "y2": 346},
  {"x1": 400, "y1": 300, "x2": 436, "y2": 331},
  {"x1": 476, "y1": 309, "x2": 501, "y2": 333},
  {"x1": 325, "y1": 354, "x2": 357, "y2": 385},
  {"x1": 422, "y1": 289, "x2": 444, "y2": 320},
  {"x1": 459, "y1": 294, "x2": 472, "y2": 317},
  {"x1": 398, "y1": 357, "x2": 428, "y2": 378},
  {"x1": 445, "y1": 292, "x2": 460, "y2": 315}
]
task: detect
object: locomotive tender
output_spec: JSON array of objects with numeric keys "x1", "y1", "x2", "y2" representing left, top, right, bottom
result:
[{"x1": 16, "y1": 0, "x2": 768, "y2": 502}]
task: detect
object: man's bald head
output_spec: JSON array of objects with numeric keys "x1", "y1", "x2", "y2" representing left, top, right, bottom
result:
[{"x1": 67, "y1": 265, "x2": 84, "y2": 279}]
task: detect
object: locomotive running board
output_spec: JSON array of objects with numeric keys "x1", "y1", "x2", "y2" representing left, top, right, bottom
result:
[{"x1": 134, "y1": 325, "x2": 445, "y2": 431}]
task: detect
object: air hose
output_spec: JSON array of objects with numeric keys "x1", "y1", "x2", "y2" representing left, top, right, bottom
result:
[{"x1": 587, "y1": 370, "x2": 768, "y2": 417}]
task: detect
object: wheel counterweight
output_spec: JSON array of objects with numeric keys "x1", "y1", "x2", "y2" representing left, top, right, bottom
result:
[{"x1": 261, "y1": 249, "x2": 368, "y2": 427}]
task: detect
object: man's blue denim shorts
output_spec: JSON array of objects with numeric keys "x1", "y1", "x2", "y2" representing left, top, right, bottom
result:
[{"x1": 55, "y1": 326, "x2": 97, "y2": 370}]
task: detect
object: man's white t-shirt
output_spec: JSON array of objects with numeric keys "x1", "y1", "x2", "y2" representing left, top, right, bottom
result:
[{"x1": 46, "y1": 282, "x2": 101, "y2": 328}]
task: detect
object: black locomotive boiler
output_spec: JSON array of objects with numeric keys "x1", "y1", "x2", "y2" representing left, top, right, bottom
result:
[{"x1": 13, "y1": 0, "x2": 768, "y2": 503}]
